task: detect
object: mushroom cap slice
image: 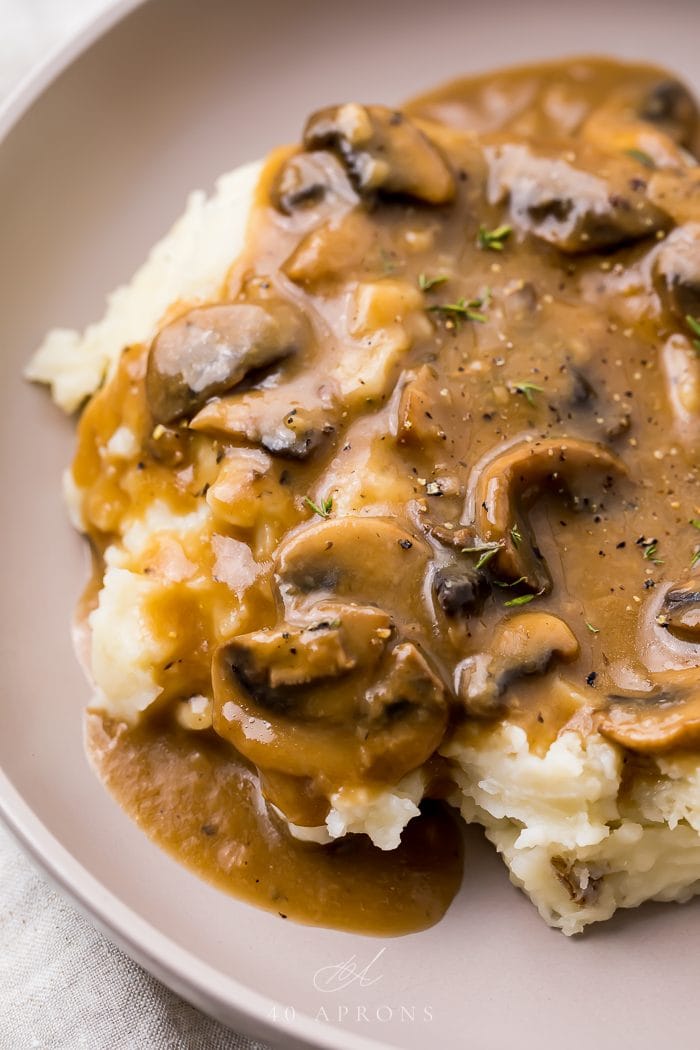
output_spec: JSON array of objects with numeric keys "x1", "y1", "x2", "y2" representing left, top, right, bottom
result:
[
  {"x1": 276, "y1": 515, "x2": 430, "y2": 613},
  {"x1": 432, "y1": 564, "x2": 489, "y2": 618},
  {"x1": 303, "y1": 103, "x2": 455, "y2": 204},
  {"x1": 457, "y1": 612, "x2": 579, "y2": 717},
  {"x1": 579, "y1": 75, "x2": 697, "y2": 170},
  {"x1": 146, "y1": 301, "x2": 307, "y2": 424},
  {"x1": 486, "y1": 141, "x2": 669, "y2": 252},
  {"x1": 598, "y1": 669, "x2": 700, "y2": 752},
  {"x1": 212, "y1": 605, "x2": 447, "y2": 784},
  {"x1": 191, "y1": 377, "x2": 337, "y2": 459},
  {"x1": 639, "y1": 79, "x2": 699, "y2": 146},
  {"x1": 659, "y1": 576, "x2": 700, "y2": 642},
  {"x1": 653, "y1": 223, "x2": 700, "y2": 320},
  {"x1": 272, "y1": 150, "x2": 359, "y2": 214},
  {"x1": 462, "y1": 437, "x2": 626, "y2": 590},
  {"x1": 397, "y1": 364, "x2": 450, "y2": 448}
]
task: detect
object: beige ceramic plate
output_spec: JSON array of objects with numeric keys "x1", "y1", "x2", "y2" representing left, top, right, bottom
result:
[{"x1": 3, "y1": 1, "x2": 700, "y2": 1047}]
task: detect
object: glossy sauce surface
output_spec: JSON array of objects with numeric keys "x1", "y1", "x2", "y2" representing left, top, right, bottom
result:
[
  {"x1": 77, "y1": 57, "x2": 700, "y2": 932},
  {"x1": 87, "y1": 715, "x2": 462, "y2": 934}
]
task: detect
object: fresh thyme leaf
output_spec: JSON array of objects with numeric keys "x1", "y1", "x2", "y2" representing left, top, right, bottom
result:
[
  {"x1": 686, "y1": 315, "x2": 700, "y2": 354},
  {"x1": 429, "y1": 293, "x2": 490, "y2": 326},
  {"x1": 418, "y1": 272, "x2": 449, "y2": 292},
  {"x1": 510, "y1": 380, "x2": 545, "y2": 406},
  {"x1": 461, "y1": 540, "x2": 504, "y2": 570},
  {"x1": 643, "y1": 542, "x2": 663, "y2": 565},
  {"x1": 493, "y1": 576, "x2": 527, "y2": 588},
  {"x1": 691, "y1": 518, "x2": 700, "y2": 530},
  {"x1": 478, "y1": 224, "x2": 512, "y2": 251},
  {"x1": 305, "y1": 495, "x2": 333, "y2": 519},
  {"x1": 625, "y1": 147, "x2": 655, "y2": 169},
  {"x1": 586, "y1": 622, "x2": 600, "y2": 634},
  {"x1": 692, "y1": 549, "x2": 700, "y2": 568},
  {"x1": 510, "y1": 523, "x2": 523, "y2": 547},
  {"x1": 504, "y1": 592, "x2": 537, "y2": 607},
  {"x1": 473, "y1": 547, "x2": 500, "y2": 570}
]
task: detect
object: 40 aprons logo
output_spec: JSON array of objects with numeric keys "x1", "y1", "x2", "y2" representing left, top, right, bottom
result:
[
  {"x1": 268, "y1": 947, "x2": 434, "y2": 1026},
  {"x1": 313, "y1": 947, "x2": 387, "y2": 993}
]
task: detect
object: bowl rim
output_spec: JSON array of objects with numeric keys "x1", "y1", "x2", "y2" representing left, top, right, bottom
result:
[{"x1": 0, "y1": 4, "x2": 386, "y2": 1047}]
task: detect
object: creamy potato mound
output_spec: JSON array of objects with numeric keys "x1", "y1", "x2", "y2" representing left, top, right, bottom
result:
[{"x1": 29, "y1": 58, "x2": 700, "y2": 935}]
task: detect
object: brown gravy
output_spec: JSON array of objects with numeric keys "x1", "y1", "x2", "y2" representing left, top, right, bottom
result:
[
  {"x1": 87, "y1": 715, "x2": 462, "y2": 934},
  {"x1": 74, "y1": 57, "x2": 700, "y2": 933}
]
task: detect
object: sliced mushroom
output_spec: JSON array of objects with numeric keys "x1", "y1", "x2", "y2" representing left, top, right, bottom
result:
[
  {"x1": 220, "y1": 616, "x2": 362, "y2": 697},
  {"x1": 660, "y1": 333, "x2": 700, "y2": 445},
  {"x1": 303, "y1": 103, "x2": 455, "y2": 204},
  {"x1": 639, "y1": 79, "x2": 698, "y2": 147},
  {"x1": 146, "y1": 302, "x2": 307, "y2": 424},
  {"x1": 462, "y1": 437, "x2": 626, "y2": 590},
  {"x1": 272, "y1": 150, "x2": 359, "y2": 214},
  {"x1": 658, "y1": 577, "x2": 700, "y2": 642},
  {"x1": 362, "y1": 642, "x2": 448, "y2": 780},
  {"x1": 581, "y1": 102, "x2": 691, "y2": 170},
  {"x1": 276, "y1": 515, "x2": 430, "y2": 610},
  {"x1": 283, "y1": 209, "x2": 378, "y2": 287},
  {"x1": 190, "y1": 377, "x2": 337, "y2": 459},
  {"x1": 396, "y1": 364, "x2": 449, "y2": 448},
  {"x1": 598, "y1": 668, "x2": 700, "y2": 752},
  {"x1": 212, "y1": 604, "x2": 447, "y2": 783},
  {"x1": 456, "y1": 612, "x2": 579, "y2": 718},
  {"x1": 653, "y1": 223, "x2": 700, "y2": 320},
  {"x1": 486, "y1": 142, "x2": 669, "y2": 252},
  {"x1": 432, "y1": 564, "x2": 489, "y2": 617}
]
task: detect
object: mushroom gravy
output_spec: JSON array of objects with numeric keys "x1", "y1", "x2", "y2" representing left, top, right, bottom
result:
[{"x1": 75, "y1": 57, "x2": 700, "y2": 932}]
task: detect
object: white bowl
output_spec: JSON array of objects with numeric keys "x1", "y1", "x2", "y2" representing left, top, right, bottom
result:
[{"x1": 2, "y1": 1, "x2": 700, "y2": 1047}]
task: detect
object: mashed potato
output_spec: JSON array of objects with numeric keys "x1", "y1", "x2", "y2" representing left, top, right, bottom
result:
[
  {"x1": 29, "y1": 155, "x2": 700, "y2": 936},
  {"x1": 444, "y1": 724, "x2": 700, "y2": 935}
]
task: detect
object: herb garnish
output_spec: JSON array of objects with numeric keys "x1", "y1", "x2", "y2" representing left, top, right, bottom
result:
[
  {"x1": 477, "y1": 224, "x2": 512, "y2": 251},
  {"x1": 643, "y1": 541, "x2": 663, "y2": 565},
  {"x1": 625, "y1": 147, "x2": 655, "y2": 169},
  {"x1": 494, "y1": 576, "x2": 527, "y2": 588},
  {"x1": 586, "y1": 622, "x2": 600, "y2": 634},
  {"x1": 510, "y1": 523, "x2": 523, "y2": 547},
  {"x1": 510, "y1": 380, "x2": 545, "y2": 406},
  {"x1": 686, "y1": 315, "x2": 700, "y2": 354},
  {"x1": 305, "y1": 495, "x2": 333, "y2": 519},
  {"x1": 429, "y1": 290, "x2": 490, "y2": 326},
  {"x1": 504, "y1": 592, "x2": 537, "y2": 608},
  {"x1": 692, "y1": 549, "x2": 700, "y2": 568},
  {"x1": 461, "y1": 540, "x2": 504, "y2": 570},
  {"x1": 418, "y1": 273, "x2": 449, "y2": 292}
]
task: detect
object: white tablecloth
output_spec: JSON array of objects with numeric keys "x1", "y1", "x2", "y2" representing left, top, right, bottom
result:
[{"x1": 0, "y1": 3, "x2": 271, "y2": 1046}]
